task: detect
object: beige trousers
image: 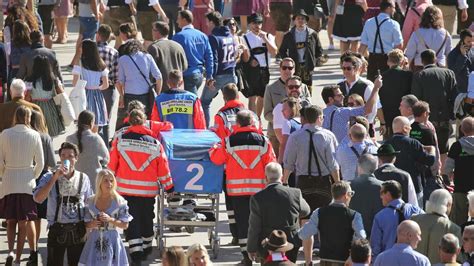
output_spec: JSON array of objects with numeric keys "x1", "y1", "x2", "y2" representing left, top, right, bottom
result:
[{"x1": 437, "y1": 4, "x2": 457, "y2": 34}]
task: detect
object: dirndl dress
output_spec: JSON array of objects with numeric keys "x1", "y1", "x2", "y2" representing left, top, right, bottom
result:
[
  {"x1": 79, "y1": 198, "x2": 133, "y2": 266},
  {"x1": 72, "y1": 66, "x2": 109, "y2": 126},
  {"x1": 332, "y1": 0, "x2": 365, "y2": 41},
  {"x1": 30, "y1": 80, "x2": 65, "y2": 137}
]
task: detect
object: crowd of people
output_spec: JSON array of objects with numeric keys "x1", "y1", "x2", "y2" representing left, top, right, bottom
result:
[{"x1": 0, "y1": 0, "x2": 474, "y2": 265}]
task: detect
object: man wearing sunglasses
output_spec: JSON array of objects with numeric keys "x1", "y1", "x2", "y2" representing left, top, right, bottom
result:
[
  {"x1": 337, "y1": 55, "x2": 382, "y2": 138},
  {"x1": 263, "y1": 57, "x2": 311, "y2": 157}
]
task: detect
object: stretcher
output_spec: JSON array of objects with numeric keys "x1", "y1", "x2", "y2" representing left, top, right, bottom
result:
[{"x1": 155, "y1": 129, "x2": 224, "y2": 259}]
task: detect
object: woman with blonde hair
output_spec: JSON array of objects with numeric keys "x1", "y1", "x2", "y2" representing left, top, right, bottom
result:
[
  {"x1": 79, "y1": 169, "x2": 132, "y2": 265},
  {"x1": 347, "y1": 94, "x2": 365, "y2": 107},
  {"x1": 187, "y1": 243, "x2": 213, "y2": 266}
]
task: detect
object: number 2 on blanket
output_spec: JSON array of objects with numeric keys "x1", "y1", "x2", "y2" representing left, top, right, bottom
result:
[{"x1": 185, "y1": 163, "x2": 204, "y2": 191}]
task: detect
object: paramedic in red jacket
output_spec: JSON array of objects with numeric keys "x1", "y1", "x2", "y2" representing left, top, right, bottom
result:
[
  {"x1": 150, "y1": 70, "x2": 206, "y2": 129},
  {"x1": 108, "y1": 109, "x2": 174, "y2": 265},
  {"x1": 114, "y1": 100, "x2": 173, "y2": 139},
  {"x1": 213, "y1": 83, "x2": 262, "y2": 140},
  {"x1": 209, "y1": 109, "x2": 276, "y2": 265}
]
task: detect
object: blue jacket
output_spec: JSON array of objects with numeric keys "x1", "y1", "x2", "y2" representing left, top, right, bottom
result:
[
  {"x1": 173, "y1": 26, "x2": 213, "y2": 79},
  {"x1": 151, "y1": 89, "x2": 206, "y2": 129},
  {"x1": 208, "y1": 26, "x2": 237, "y2": 77},
  {"x1": 370, "y1": 199, "x2": 424, "y2": 261}
]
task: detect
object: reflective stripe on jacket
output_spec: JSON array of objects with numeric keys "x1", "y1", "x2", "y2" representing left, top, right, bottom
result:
[
  {"x1": 108, "y1": 125, "x2": 174, "y2": 197},
  {"x1": 209, "y1": 126, "x2": 276, "y2": 196}
]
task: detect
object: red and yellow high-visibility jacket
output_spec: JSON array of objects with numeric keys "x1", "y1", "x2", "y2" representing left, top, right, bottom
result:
[
  {"x1": 109, "y1": 125, "x2": 174, "y2": 197},
  {"x1": 209, "y1": 126, "x2": 276, "y2": 196}
]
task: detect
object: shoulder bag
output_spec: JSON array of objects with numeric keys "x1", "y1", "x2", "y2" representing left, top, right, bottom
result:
[
  {"x1": 127, "y1": 54, "x2": 157, "y2": 115},
  {"x1": 69, "y1": 66, "x2": 87, "y2": 119},
  {"x1": 53, "y1": 79, "x2": 76, "y2": 126}
]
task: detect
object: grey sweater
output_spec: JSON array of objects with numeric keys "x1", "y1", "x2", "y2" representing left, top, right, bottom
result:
[
  {"x1": 66, "y1": 129, "x2": 109, "y2": 191},
  {"x1": 148, "y1": 38, "x2": 188, "y2": 91}
]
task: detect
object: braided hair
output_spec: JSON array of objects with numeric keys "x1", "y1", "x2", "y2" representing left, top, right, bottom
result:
[{"x1": 76, "y1": 110, "x2": 95, "y2": 153}]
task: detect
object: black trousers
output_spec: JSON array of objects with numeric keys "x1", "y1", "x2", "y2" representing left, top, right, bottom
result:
[
  {"x1": 367, "y1": 53, "x2": 388, "y2": 82},
  {"x1": 47, "y1": 242, "x2": 84, "y2": 266},
  {"x1": 223, "y1": 175, "x2": 238, "y2": 238},
  {"x1": 231, "y1": 195, "x2": 251, "y2": 256},
  {"x1": 124, "y1": 196, "x2": 155, "y2": 262}
]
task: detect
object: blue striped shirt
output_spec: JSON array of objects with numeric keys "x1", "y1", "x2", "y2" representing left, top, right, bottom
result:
[{"x1": 322, "y1": 105, "x2": 365, "y2": 143}]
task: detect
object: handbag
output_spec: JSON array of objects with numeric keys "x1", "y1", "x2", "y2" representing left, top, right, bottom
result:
[
  {"x1": 69, "y1": 66, "x2": 87, "y2": 119},
  {"x1": 53, "y1": 80, "x2": 76, "y2": 126},
  {"x1": 127, "y1": 55, "x2": 157, "y2": 115}
]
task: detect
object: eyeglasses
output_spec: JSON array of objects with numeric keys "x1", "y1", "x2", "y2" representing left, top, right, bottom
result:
[
  {"x1": 281, "y1": 66, "x2": 294, "y2": 71},
  {"x1": 287, "y1": 85, "x2": 301, "y2": 90},
  {"x1": 348, "y1": 191, "x2": 355, "y2": 197},
  {"x1": 342, "y1": 66, "x2": 354, "y2": 71}
]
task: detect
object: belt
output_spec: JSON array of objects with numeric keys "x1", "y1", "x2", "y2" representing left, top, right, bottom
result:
[{"x1": 86, "y1": 85, "x2": 100, "y2": 90}]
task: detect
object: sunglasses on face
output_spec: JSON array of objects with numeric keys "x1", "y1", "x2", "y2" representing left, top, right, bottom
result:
[
  {"x1": 288, "y1": 85, "x2": 301, "y2": 90},
  {"x1": 281, "y1": 66, "x2": 294, "y2": 71},
  {"x1": 342, "y1": 66, "x2": 354, "y2": 71}
]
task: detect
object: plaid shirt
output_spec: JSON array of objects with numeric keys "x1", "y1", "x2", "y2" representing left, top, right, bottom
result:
[{"x1": 97, "y1": 41, "x2": 119, "y2": 84}]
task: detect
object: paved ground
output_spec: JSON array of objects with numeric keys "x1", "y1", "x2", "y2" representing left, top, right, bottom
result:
[{"x1": 0, "y1": 16, "x2": 459, "y2": 265}]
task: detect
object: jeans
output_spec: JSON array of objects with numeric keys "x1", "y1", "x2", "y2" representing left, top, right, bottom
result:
[
  {"x1": 183, "y1": 72, "x2": 204, "y2": 95},
  {"x1": 201, "y1": 73, "x2": 237, "y2": 127},
  {"x1": 79, "y1": 16, "x2": 99, "y2": 39}
]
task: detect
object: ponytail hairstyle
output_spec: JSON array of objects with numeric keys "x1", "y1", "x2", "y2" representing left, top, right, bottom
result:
[
  {"x1": 128, "y1": 109, "x2": 147, "y2": 126},
  {"x1": 76, "y1": 110, "x2": 95, "y2": 153}
]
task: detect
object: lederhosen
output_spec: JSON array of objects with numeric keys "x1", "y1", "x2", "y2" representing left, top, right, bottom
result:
[
  {"x1": 294, "y1": 29, "x2": 313, "y2": 87},
  {"x1": 47, "y1": 173, "x2": 86, "y2": 248},
  {"x1": 297, "y1": 130, "x2": 334, "y2": 218},
  {"x1": 242, "y1": 35, "x2": 271, "y2": 98},
  {"x1": 367, "y1": 16, "x2": 390, "y2": 82}
]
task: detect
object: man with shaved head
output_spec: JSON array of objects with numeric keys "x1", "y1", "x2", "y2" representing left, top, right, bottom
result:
[
  {"x1": 374, "y1": 220, "x2": 430, "y2": 266},
  {"x1": 385, "y1": 116, "x2": 436, "y2": 207},
  {"x1": 336, "y1": 123, "x2": 378, "y2": 181}
]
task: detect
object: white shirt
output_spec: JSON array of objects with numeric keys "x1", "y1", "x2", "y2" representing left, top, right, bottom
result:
[
  {"x1": 282, "y1": 117, "x2": 301, "y2": 135},
  {"x1": 242, "y1": 31, "x2": 275, "y2": 67},
  {"x1": 272, "y1": 103, "x2": 284, "y2": 129}
]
